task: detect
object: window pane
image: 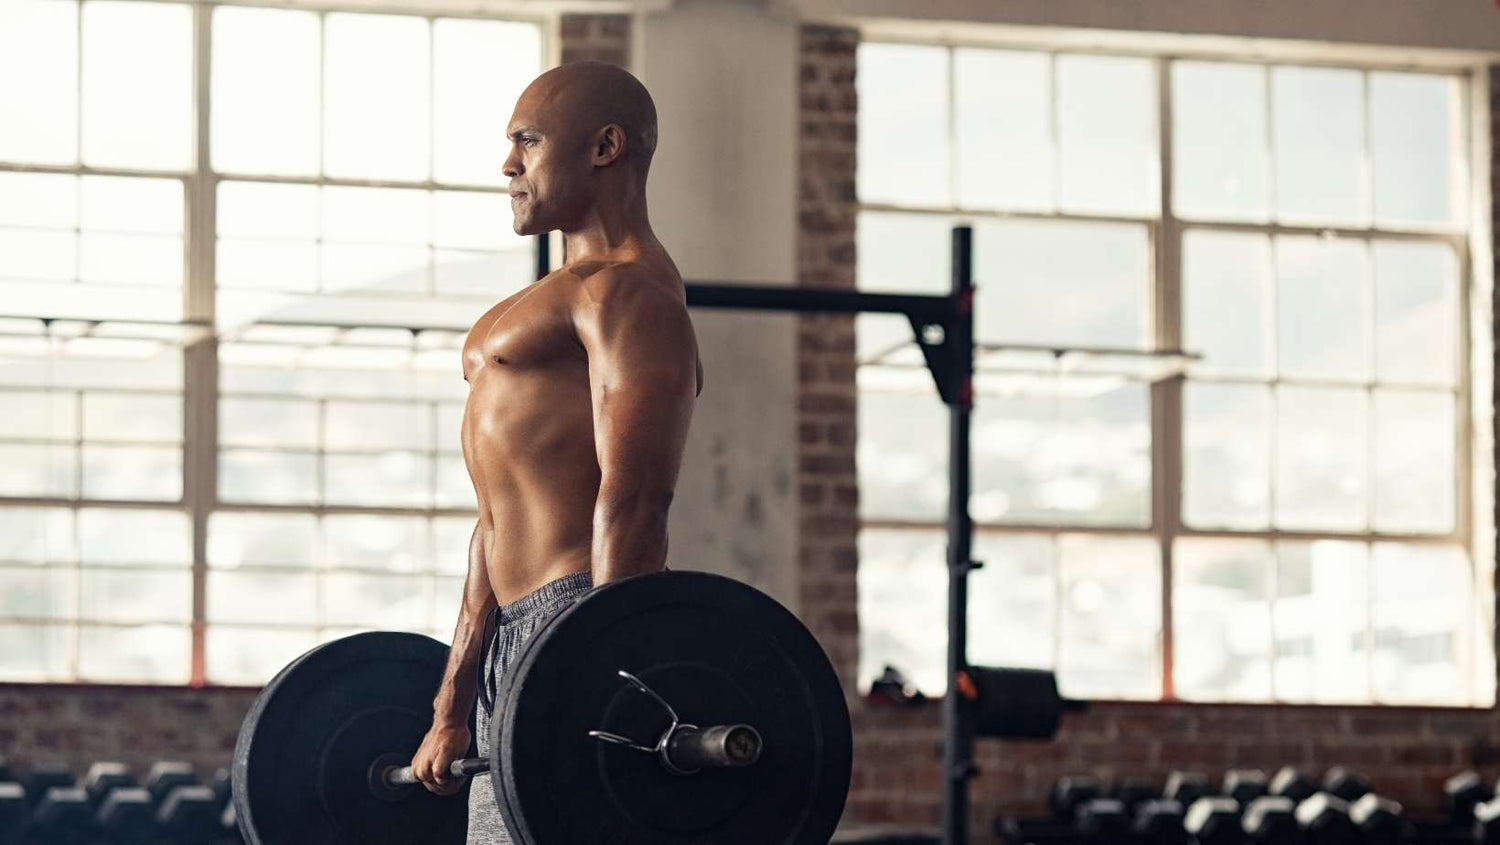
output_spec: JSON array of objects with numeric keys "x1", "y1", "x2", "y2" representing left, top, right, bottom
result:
[
  {"x1": 1174, "y1": 538, "x2": 1273, "y2": 702},
  {"x1": 80, "y1": 569, "x2": 190, "y2": 623},
  {"x1": 212, "y1": 7, "x2": 320, "y2": 177},
  {"x1": 208, "y1": 511, "x2": 318, "y2": 569},
  {"x1": 0, "y1": 171, "x2": 78, "y2": 228},
  {"x1": 430, "y1": 576, "x2": 465, "y2": 630},
  {"x1": 1371, "y1": 72, "x2": 1459, "y2": 227},
  {"x1": 0, "y1": 507, "x2": 76, "y2": 565},
  {"x1": 0, "y1": 567, "x2": 75, "y2": 619},
  {"x1": 1274, "y1": 540, "x2": 1369, "y2": 703},
  {"x1": 207, "y1": 627, "x2": 316, "y2": 685},
  {"x1": 432, "y1": 516, "x2": 475, "y2": 577},
  {"x1": 0, "y1": 0, "x2": 79, "y2": 164},
  {"x1": 77, "y1": 232, "x2": 183, "y2": 288},
  {"x1": 81, "y1": 445, "x2": 181, "y2": 501},
  {"x1": 1057, "y1": 55, "x2": 1156, "y2": 215},
  {"x1": 324, "y1": 14, "x2": 430, "y2": 181},
  {"x1": 0, "y1": 229, "x2": 75, "y2": 280},
  {"x1": 857, "y1": 527, "x2": 946, "y2": 694},
  {"x1": 220, "y1": 398, "x2": 319, "y2": 450},
  {"x1": 1183, "y1": 230, "x2": 1272, "y2": 377},
  {"x1": 1272, "y1": 67, "x2": 1365, "y2": 225},
  {"x1": 975, "y1": 380, "x2": 1150, "y2": 527},
  {"x1": 323, "y1": 572, "x2": 428, "y2": 629},
  {"x1": 324, "y1": 514, "x2": 430, "y2": 573},
  {"x1": 78, "y1": 508, "x2": 191, "y2": 565},
  {"x1": 1172, "y1": 62, "x2": 1268, "y2": 221},
  {"x1": 0, "y1": 390, "x2": 78, "y2": 440},
  {"x1": 326, "y1": 401, "x2": 432, "y2": 450},
  {"x1": 324, "y1": 452, "x2": 431, "y2": 508},
  {"x1": 857, "y1": 43, "x2": 949, "y2": 206},
  {"x1": 1372, "y1": 543, "x2": 1471, "y2": 704},
  {"x1": 78, "y1": 624, "x2": 189, "y2": 683},
  {"x1": 954, "y1": 49, "x2": 1050, "y2": 211},
  {"x1": 0, "y1": 624, "x2": 71, "y2": 681},
  {"x1": 975, "y1": 219, "x2": 1149, "y2": 349},
  {"x1": 321, "y1": 244, "x2": 430, "y2": 295},
  {"x1": 1276, "y1": 236, "x2": 1368, "y2": 381},
  {"x1": 219, "y1": 450, "x2": 318, "y2": 505},
  {"x1": 1183, "y1": 383, "x2": 1271, "y2": 529},
  {"x1": 1275, "y1": 386, "x2": 1367, "y2": 531},
  {"x1": 436, "y1": 455, "x2": 475, "y2": 510},
  {"x1": 80, "y1": 175, "x2": 183, "y2": 235},
  {"x1": 83, "y1": 393, "x2": 181, "y2": 443},
  {"x1": 0, "y1": 444, "x2": 77, "y2": 498},
  {"x1": 434, "y1": 249, "x2": 529, "y2": 298},
  {"x1": 208, "y1": 571, "x2": 317, "y2": 624},
  {"x1": 856, "y1": 211, "x2": 952, "y2": 295},
  {"x1": 80, "y1": 1, "x2": 192, "y2": 171},
  {"x1": 217, "y1": 239, "x2": 320, "y2": 292},
  {"x1": 433, "y1": 191, "x2": 518, "y2": 251},
  {"x1": 433, "y1": 19, "x2": 540, "y2": 188},
  {"x1": 218, "y1": 181, "x2": 320, "y2": 239},
  {"x1": 969, "y1": 533, "x2": 1055, "y2": 669},
  {"x1": 1058, "y1": 535, "x2": 1160, "y2": 699},
  {"x1": 1374, "y1": 390, "x2": 1455, "y2": 533},
  {"x1": 857, "y1": 390, "x2": 946, "y2": 521},
  {"x1": 1375, "y1": 241, "x2": 1457, "y2": 386}
]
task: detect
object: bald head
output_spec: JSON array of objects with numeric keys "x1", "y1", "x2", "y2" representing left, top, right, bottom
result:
[{"x1": 520, "y1": 61, "x2": 658, "y2": 178}]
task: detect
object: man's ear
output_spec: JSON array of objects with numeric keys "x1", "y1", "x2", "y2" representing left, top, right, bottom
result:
[{"x1": 593, "y1": 123, "x2": 627, "y2": 167}]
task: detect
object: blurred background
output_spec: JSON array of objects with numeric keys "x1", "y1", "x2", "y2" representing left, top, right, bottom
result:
[{"x1": 0, "y1": 0, "x2": 1497, "y2": 837}]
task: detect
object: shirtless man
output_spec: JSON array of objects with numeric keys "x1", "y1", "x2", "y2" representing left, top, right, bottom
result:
[{"x1": 407, "y1": 61, "x2": 703, "y2": 843}]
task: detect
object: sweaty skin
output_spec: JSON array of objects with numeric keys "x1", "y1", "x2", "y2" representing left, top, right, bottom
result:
[{"x1": 409, "y1": 61, "x2": 703, "y2": 796}]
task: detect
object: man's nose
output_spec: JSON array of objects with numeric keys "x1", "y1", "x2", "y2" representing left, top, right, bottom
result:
[{"x1": 502, "y1": 152, "x2": 522, "y2": 179}]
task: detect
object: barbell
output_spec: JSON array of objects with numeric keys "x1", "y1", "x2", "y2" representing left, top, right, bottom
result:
[{"x1": 230, "y1": 571, "x2": 854, "y2": 845}]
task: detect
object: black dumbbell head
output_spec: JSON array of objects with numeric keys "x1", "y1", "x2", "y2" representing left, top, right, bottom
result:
[
  {"x1": 1115, "y1": 777, "x2": 1161, "y2": 813},
  {"x1": 33, "y1": 785, "x2": 94, "y2": 840},
  {"x1": 23, "y1": 762, "x2": 73, "y2": 806},
  {"x1": 1349, "y1": 793, "x2": 1405, "y2": 845},
  {"x1": 98, "y1": 787, "x2": 157, "y2": 845},
  {"x1": 1052, "y1": 775, "x2": 1103, "y2": 821},
  {"x1": 1472, "y1": 796, "x2": 1500, "y2": 845},
  {"x1": 1446, "y1": 771, "x2": 1493, "y2": 826},
  {"x1": 145, "y1": 761, "x2": 197, "y2": 805},
  {"x1": 1295, "y1": 792, "x2": 1358, "y2": 845},
  {"x1": 1225, "y1": 770, "x2": 1269, "y2": 806},
  {"x1": 1320, "y1": 768, "x2": 1370, "y2": 804},
  {"x1": 84, "y1": 762, "x2": 135, "y2": 807},
  {"x1": 1136, "y1": 799, "x2": 1188, "y2": 845},
  {"x1": 1186, "y1": 797, "x2": 1242, "y2": 845},
  {"x1": 1078, "y1": 798, "x2": 1130, "y2": 843},
  {"x1": 157, "y1": 784, "x2": 220, "y2": 837},
  {"x1": 1167, "y1": 771, "x2": 1212, "y2": 808},
  {"x1": 1270, "y1": 768, "x2": 1316, "y2": 805},
  {"x1": 1243, "y1": 796, "x2": 1299, "y2": 845}
]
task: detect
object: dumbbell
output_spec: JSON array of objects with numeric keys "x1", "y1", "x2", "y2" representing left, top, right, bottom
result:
[
  {"x1": 1136, "y1": 799, "x2": 1188, "y2": 845},
  {"x1": 1270, "y1": 768, "x2": 1317, "y2": 804},
  {"x1": 1185, "y1": 796, "x2": 1242, "y2": 845},
  {"x1": 1076, "y1": 798, "x2": 1130, "y2": 844},
  {"x1": 99, "y1": 787, "x2": 158, "y2": 845},
  {"x1": 1321, "y1": 768, "x2": 1371, "y2": 804},
  {"x1": 1052, "y1": 775, "x2": 1103, "y2": 820},
  {"x1": 1168, "y1": 771, "x2": 1213, "y2": 808},
  {"x1": 1242, "y1": 796, "x2": 1298, "y2": 845},
  {"x1": 146, "y1": 761, "x2": 198, "y2": 806},
  {"x1": 0, "y1": 783, "x2": 27, "y2": 845},
  {"x1": 1224, "y1": 770, "x2": 1269, "y2": 805},
  {"x1": 1295, "y1": 792, "x2": 1359, "y2": 845},
  {"x1": 32, "y1": 786, "x2": 96, "y2": 844},
  {"x1": 1115, "y1": 777, "x2": 1160, "y2": 815},
  {"x1": 159, "y1": 785, "x2": 222, "y2": 844},
  {"x1": 23, "y1": 761, "x2": 73, "y2": 807},
  {"x1": 1447, "y1": 771, "x2": 1493, "y2": 827},
  {"x1": 1350, "y1": 793, "x2": 1406, "y2": 845},
  {"x1": 85, "y1": 761, "x2": 137, "y2": 807}
]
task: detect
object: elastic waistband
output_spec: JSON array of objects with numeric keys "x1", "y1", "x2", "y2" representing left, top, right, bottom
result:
[{"x1": 498, "y1": 571, "x2": 593, "y2": 623}]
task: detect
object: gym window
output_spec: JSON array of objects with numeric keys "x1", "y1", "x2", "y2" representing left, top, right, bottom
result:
[
  {"x1": 854, "y1": 42, "x2": 1489, "y2": 706},
  {"x1": 0, "y1": 0, "x2": 544, "y2": 684}
]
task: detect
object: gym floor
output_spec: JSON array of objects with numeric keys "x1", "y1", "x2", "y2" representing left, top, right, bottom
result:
[{"x1": 0, "y1": 1, "x2": 1498, "y2": 844}]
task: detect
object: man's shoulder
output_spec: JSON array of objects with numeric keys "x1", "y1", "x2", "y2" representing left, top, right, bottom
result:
[{"x1": 569, "y1": 259, "x2": 684, "y2": 307}]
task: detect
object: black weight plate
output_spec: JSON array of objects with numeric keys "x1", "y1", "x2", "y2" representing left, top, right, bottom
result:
[
  {"x1": 232, "y1": 631, "x2": 470, "y2": 845},
  {"x1": 493, "y1": 571, "x2": 852, "y2": 845}
]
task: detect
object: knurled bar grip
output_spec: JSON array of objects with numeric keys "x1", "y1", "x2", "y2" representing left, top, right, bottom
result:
[{"x1": 384, "y1": 757, "x2": 489, "y2": 787}]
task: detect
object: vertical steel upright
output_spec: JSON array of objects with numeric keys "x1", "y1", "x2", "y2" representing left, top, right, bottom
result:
[{"x1": 942, "y1": 225, "x2": 976, "y2": 845}]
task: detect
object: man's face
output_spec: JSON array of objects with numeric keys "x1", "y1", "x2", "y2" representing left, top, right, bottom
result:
[{"x1": 503, "y1": 86, "x2": 590, "y2": 237}]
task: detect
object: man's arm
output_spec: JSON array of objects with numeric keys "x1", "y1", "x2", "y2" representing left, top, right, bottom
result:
[
  {"x1": 411, "y1": 519, "x2": 496, "y2": 794},
  {"x1": 573, "y1": 268, "x2": 698, "y2": 584},
  {"x1": 431, "y1": 519, "x2": 497, "y2": 726}
]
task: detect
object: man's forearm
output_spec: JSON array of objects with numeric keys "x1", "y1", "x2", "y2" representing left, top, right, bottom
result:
[
  {"x1": 432, "y1": 522, "x2": 496, "y2": 727},
  {"x1": 590, "y1": 488, "x2": 670, "y2": 584}
]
